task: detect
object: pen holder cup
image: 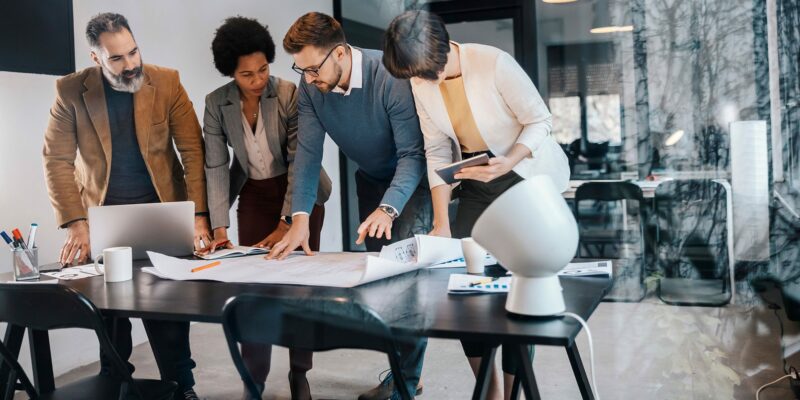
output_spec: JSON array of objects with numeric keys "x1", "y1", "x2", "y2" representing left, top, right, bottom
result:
[{"x1": 12, "y1": 247, "x2": 39, "y2": 281}]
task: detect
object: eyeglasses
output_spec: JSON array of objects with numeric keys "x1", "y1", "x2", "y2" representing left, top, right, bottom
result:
[{"x1": 291, "y1": 44, "x2": 344, "y2": 78}]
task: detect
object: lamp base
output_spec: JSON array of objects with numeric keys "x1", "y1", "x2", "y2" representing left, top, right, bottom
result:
[{"x1": 506, "y1": 275, "x2": 566, "y2": 316}]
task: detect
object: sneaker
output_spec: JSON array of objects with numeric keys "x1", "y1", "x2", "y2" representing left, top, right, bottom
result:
[
  {"x1": 357, "y1": 370, "x2": 423, "y2": 400},
  {"x1": 179, "y1": 388, "x2": 200, "y2": 400}
]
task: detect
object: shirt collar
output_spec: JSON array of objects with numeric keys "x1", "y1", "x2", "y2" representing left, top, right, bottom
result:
[{"x1": 332, "y1": 45, "x2": 362, "y2": 96}]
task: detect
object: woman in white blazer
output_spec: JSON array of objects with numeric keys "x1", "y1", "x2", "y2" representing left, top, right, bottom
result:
[{"x1": 383, "y1": 10, "x2": 570, "y2": 400}]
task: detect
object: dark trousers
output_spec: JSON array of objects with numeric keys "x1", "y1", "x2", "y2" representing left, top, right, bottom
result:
[
  {"x1": 100, "y1": 318, "x2": 196, "y2": 390},
  {"x1": 453, "y1": 170, "x2": 534, "y2": 374},
  {"x1": 354, "y1": 170, "x2": 431, "y2": 396},
  {"x1": 354, "y1": 170, "x2": 432, "y2": 252},
  {"x1": 236, "y1": 175, "x2": 325, "y2": 383}
]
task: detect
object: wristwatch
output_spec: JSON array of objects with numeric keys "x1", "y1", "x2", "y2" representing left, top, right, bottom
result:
[
  {"x1": 280, "y1": 215, "x2": 292, "y2": 225},
  {"x1": 378, "y1": 205, "x2": 399, "y2": 220}
]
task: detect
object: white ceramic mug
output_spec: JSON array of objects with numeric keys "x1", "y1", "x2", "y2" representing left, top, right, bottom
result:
[
  {"x1": 462, "y1": 237, "x2": 487, "y2": 274},
  {"x1": 94, "y1": 247, "x2": 133, "y2": 283}
]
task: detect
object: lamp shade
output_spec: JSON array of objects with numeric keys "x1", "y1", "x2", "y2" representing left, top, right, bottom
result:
[{"x1": 472, "y1": 175, "x2": 578, "y2": 315}]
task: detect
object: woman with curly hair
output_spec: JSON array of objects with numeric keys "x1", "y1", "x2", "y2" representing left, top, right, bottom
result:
[{"x1": 201, "y1": 16, "x2": 331, "y2": 400}]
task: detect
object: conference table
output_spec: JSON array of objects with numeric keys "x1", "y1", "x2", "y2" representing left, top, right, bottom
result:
[{"x1": 0, "y1": 259, "x2": 611, "y2": 400}]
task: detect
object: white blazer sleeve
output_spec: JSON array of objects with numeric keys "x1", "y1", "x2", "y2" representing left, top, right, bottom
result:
[
  {"x1": 412, "y1": 89, "x2": 454, "y2": 188},
  {"x1": 494, "y1": 52, "x2": 552, "y2": 157}
]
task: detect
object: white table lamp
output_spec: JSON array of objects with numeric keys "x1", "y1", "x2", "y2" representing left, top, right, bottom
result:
[{"x1": 472, "y1": 175, "x2": 579, "y2": 316}]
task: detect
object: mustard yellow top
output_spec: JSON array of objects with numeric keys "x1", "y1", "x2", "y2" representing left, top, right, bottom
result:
[{"x1": 438, "y1": 76, "x2": 489, "y2": 153}]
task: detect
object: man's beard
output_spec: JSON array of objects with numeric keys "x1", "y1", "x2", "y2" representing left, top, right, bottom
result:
[
  {"x1": 312, "y1": 62, "x2": 342, "y2": 94},
  {"x1": 102, "y1": 62, "x2": 144, "y2": 93}
]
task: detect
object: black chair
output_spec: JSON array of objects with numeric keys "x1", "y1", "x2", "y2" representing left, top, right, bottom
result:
[
  {"x1": 222, "y1": 294, "x2": 415, "y2": 400},
  {"x1": 575, "y1": 181, "x2": 648, "y2": 302},
  {"x1": 0, "y1": 284, "x2": 177, "y2": 400},
  {"x1": 653, "y1": 179, "x2": 732, "y2": 306}
]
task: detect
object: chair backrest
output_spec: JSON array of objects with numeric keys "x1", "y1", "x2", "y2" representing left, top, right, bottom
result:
[
  {"x1": 575, "y1": 181, "x2": 644, "y2": 203},
  {"x1": 222, "y1": 293, "x2": 414, "y2": 399},
  {"x1": 0, "y1": 284, "x2": 142, "y2": 399},
  {"x1": 653, "y1": 179, "x2": 729, "y2": 278}
]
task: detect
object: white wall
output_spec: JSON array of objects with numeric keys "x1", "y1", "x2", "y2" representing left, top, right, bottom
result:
[{"x1": 0, "y1": 0, "x2": 335, "y2": 378}]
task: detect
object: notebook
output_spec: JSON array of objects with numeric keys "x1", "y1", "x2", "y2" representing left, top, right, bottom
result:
[{"x1": 194, "y1": 246, "x2": 268, "y2": 260}]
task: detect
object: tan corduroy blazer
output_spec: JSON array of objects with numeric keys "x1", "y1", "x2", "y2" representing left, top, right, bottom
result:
[{"x1": 43, "y1": 64, "x2": 208, "y2": 227}]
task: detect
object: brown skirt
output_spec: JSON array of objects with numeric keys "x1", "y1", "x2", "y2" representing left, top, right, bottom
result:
[{"x1": 236, "y1": 174, "x2": 324, "y2": 250}]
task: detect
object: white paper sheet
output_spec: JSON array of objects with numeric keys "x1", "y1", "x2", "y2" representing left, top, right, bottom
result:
[
  {"x1": 144, "y1": 251, "x2": 417, "y2": 288},
  {"x1": 379, "y1": 235, "x2": 464, "y2": 265},
  {"x1": 557, "y1": 260, "x2": 612, "y2": 276},
  {"x1": 42, "y1": 264, "x2": 102, "y2": 281},
  {"x1": 447, "y1": 274, "x2": 511, "y2": 294}
]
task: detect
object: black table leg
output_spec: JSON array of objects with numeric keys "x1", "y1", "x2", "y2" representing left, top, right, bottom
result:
[
  {"x1": 509, "y1": 373, "x2": 521, "y2": 400},
  {"x1": 565, "y1": 342, "x2": 594, "y2": 400},
  {"x1": 514, "y1": 344, "x2": 540, "y2": 400},
  {"x1": 29, "y1": 329, "x2": 55, "y2": 393},
  {"x1": 0, "y1": 324, "x2": 25, "y2": 398},
  {"x1": 471, "y1": 344, "x2": 498, "y2": 400}
]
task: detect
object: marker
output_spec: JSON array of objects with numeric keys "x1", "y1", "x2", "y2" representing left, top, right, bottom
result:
[
  {"x1": 11, "y1": 229, "x2": 27, "y2": 250},
  {"x1": 0, "y1": 231, "x2": 14, "y2": 250},
  {"x1": 27, "y1": 223, "x2": 38, "y2": 249},
  {"x1": 191, "y1": 261, "x2": 221, "y2": 273}
]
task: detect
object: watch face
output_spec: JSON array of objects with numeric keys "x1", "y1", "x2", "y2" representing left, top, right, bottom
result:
[{"x1": 380, "y1": 206, "x2": 398, "y2": 219}]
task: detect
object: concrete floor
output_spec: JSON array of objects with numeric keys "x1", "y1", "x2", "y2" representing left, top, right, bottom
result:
[{"x1": 40, "y1": 297, "x2": 799, "y2": 400}]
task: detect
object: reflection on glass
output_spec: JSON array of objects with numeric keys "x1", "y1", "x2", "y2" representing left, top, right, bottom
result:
[
  {"x1": 587, "y1": 94, "x2": 621, "y2": 144},
  {"x1": 550, "y1": 96, "x2": 581, "y2": 144},
  {"x1": 446, "y1": 19, "x2": 515, "y2": 56}
]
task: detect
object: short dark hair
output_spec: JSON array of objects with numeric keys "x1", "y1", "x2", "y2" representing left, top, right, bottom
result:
[
  {"x1": 211, "y1": 16, "x2": 276, "y2": 76},
  {"x1": 86, "y1": 12, "x2": 133, "y2": 49},
  {"x1": 283, "y1": 12, "x2": 346, "y2": 54},
  {"x1": 383, "y1": 10, "x2": 450, "y2": 80}
]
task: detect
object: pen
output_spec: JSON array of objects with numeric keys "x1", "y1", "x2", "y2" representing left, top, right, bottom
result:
[
  {"x1": 27, "y1": 223, "x2": 38, "y2": 249},
  {"x1": 191, "y1": 261, "x2": 221, "y2": 273},
  {"x1": 469, "y1": 277, "x2": 498, "y2": 287},
  {"x1": 0, "y1": 231, "x2": 14, "y2": 250}
]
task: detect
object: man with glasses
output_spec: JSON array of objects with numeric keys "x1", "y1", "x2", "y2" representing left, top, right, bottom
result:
[{"x1": 271, "y1": 11, "x2": 431, "y2": 400}]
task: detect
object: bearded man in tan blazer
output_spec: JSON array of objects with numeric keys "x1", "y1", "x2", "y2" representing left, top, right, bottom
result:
[{"x1": 42, "y1": 12, "x2": 208, "y2": 400}]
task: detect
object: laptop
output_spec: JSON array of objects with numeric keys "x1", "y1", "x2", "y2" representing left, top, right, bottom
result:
[{"x1": 89, "y1": 201, "x2": 195, "y2": 260}]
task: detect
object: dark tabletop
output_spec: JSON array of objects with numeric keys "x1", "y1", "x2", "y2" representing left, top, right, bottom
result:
[{"x1": 20, "y1": 261, "x2": 611, "y2": 347}]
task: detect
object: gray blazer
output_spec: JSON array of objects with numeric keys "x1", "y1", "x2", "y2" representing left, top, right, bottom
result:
[{"x1": 203, "y1": 76, "x2": 332, "y2": 229}]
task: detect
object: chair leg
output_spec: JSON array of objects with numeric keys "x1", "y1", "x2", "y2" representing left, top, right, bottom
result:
[
  {"x1": 387, "y1": 353, "x2": 413, "y2": 400},
  {"x1": 0, "y1": 340, "x2": 38, "y2": 399}
]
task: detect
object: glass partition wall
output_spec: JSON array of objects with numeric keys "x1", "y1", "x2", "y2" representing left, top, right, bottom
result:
[{"x1": 335, "y1": 1, "x2": 800, "y2": 397}]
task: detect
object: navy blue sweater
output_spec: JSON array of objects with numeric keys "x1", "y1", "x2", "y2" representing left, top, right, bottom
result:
[{"x1": 291, "y1": 48, "x2": 426, "y2": 214}]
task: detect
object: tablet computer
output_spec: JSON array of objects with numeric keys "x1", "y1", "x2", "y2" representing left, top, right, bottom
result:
[{"x1": 434, "y1": 153, "x2": 490, "y2": 185}]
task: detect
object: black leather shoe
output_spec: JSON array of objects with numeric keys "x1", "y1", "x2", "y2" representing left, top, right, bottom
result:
[
  {"x1": 289, "y1": 371, "x2": 312, "y2": 400},
  {"x1": 179, "y1": 387, "x2": 200, "y2": 400}
]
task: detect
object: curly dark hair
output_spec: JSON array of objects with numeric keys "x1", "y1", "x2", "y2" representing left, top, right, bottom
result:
[{"x1": 212, "y1": 16, "x2": 276, "y2": 76}]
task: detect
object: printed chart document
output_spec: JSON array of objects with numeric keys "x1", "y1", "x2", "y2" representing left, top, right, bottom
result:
[
  {"x1": 447, "y1": 274, "x2": 511, "y2": 294},
  {"x1": 144, "y1": 251, "x2": 418, "y2": 288},
  {"x1": 42, "y1": 264, "x2": 102, "y2": 281},
  {"x1": 379, "y1": 234, "x2": 499, "y2": 268},
  {"x1": 194, "y1": 246, "x2": 267, "y2": 260},
  {"x1": 557, "y1": 260, "x2": 612, "y2": 277}
]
